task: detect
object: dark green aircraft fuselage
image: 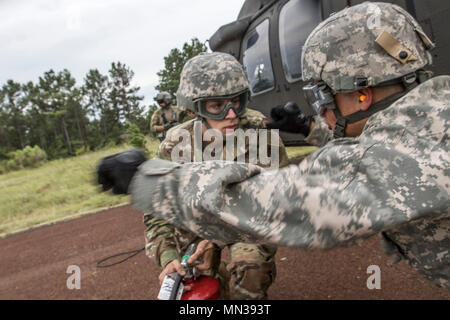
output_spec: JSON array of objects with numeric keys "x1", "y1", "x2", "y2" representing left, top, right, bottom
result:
[{"x1": 209, "y1": 0, "x2": 450, "y2": 145}]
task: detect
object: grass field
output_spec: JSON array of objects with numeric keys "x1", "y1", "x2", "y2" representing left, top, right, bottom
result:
[
  {"x1": 0, "y1": 137, "x2": 317, "y2": 237},
  {"x1": 0, "y1": 145, "x2": 131, "y2": 237}
]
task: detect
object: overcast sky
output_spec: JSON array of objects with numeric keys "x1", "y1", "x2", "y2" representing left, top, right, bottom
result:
[{"x1": 0, "y1": 0, "x2": 244, "y2": 106}]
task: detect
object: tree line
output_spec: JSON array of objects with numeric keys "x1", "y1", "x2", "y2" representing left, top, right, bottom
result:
[
  {"x1": 0, "y1": 62, "x2": 147, "y2": 161},
  {"x1": 0, "y1": 37, "x2": 207, "y2": 168}
]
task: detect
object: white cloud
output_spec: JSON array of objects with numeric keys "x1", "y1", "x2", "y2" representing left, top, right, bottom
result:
[{"x1": 0, "y1": 0, "x2": 244, "y2": 105}]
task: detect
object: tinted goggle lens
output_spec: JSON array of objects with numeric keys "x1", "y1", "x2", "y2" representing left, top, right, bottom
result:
[{"x1": 197, "y1": 93, "x2": 248, "y2": 120}]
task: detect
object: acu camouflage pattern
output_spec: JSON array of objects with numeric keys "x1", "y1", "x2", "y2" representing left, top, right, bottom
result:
[
  {"x1": 305, "y1": 116, "x2": 334, "y2": 148},
  {"x1": 301, "y1": 2, "x2": 435, "y2": 92},
  {"x1": 132, "y1": 76, "x2": 450, "y2": 290},
  {"x1": 143, "y1": 108, "x2": 287, "y2": 299},
  {"x1": 176, "y1": 52, "x2": 250, "y2": 113}
]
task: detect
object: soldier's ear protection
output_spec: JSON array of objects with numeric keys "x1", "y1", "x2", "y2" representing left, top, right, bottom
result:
[
  {"x1": 358, "y1": 90, "x2": 367, "y2": 103},
  {"x1": 356, "y1": 89, "x2": 373, "y2": 112}
]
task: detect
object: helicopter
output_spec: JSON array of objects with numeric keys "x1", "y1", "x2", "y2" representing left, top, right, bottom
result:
[{"x1": 209, "y1": 0, "x2": 450, "y2": 145}]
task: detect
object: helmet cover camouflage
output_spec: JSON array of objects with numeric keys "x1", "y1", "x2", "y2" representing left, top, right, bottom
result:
[
  {"x1": 154, "y1": 91, "x2": 172, "y2": 106},
  {"x1": 301, "y1": 2, "x2": 435, "y2": 93},
  {"x1": 176, "y1": 52, "x2": 250, "y2": 113}
]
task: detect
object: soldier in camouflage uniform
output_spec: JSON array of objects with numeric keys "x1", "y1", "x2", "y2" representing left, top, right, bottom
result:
[
  {"x1": 131, "y1": 3, "x2": 449, "y2": 290},
  {"x1": 144, "y1": 52, "x2": 289, "y2": 299},
  {"x1": 150, "y1": 91, "x2": 184, "y2": 141}
]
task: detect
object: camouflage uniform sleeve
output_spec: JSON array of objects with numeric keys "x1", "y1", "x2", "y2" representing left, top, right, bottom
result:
[
  {"x1": 131, "y1": 135, "x2": 449, "y2": 249},
  {"x1": 144, "y1": 124, "x2": 198, "y2": 267},
  {"x1": 143, "y1": 168, "x2": 181, "y2": 268},
  {"x1": 143, "y1": 126, "x2": 180, "y2": 268},
  {"x1": 131, "y1": 77, "x2": 450, "y2": 290},
  {"x1": 157, "y1": 139, "x2": 175, "y2": 161},
  {"x1": 240, "y1": 108, "x2": 267, "y2": 128},
  {"x1": 143, "y1": 213, "x2": 180, "y2": 268},
  {"x1": 150, "y1": 110, "x2": 161, "y2": 134}
]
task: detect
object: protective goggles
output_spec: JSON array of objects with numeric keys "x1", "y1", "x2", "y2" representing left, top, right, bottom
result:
[
  {"x1": 302, "y1": 81, "x2": 336, "y2": 116},
  {"x1": 193, "y1": 91, "x2": 249, "y2": 120}
]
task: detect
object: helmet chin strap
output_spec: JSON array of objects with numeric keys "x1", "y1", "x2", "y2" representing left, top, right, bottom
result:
[
  {"x1": 332, "y1": 90, "x2": 406, "y2": 138},
  {"x1": 332, "y1": 70, "x2": 431, "y2": 138}
]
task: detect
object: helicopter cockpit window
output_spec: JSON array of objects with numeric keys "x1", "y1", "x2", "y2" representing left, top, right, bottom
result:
[
  {"x1": 279, "y1": 0, "x2": 321, "y2": 83},
  {"x1": 242, "y1": 19, "x2": 275, "y2": 95}
]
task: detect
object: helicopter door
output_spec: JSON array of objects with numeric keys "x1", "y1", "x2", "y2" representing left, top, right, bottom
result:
[
  {"x1": 279, "y1": 0, "x2": 322, "y2": 84},
  {"x1": 242, "y1": 19, "x2": 275, "y2": 95},
  {"x1": 241, "y1": 0, "x2": 323, "y2": 145}
]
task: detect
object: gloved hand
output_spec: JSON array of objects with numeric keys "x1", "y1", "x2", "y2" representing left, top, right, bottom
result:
[
  {"x1": 97, "y1": 148, "x2": 147, "y2": 194},
  {"x1": 266, "y1": 101, "x2": 313, "y2": 136}
]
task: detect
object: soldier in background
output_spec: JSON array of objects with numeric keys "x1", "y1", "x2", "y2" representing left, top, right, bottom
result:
[
  {"x1": 145, "y1": 52, "x2": 289, "y2": 299},
  {"x1": 130, "y1": 3, "x2": 449, "y2": 290},
  {"x1": 150, "y1": 91, "x2": 184, "y2": 141}
]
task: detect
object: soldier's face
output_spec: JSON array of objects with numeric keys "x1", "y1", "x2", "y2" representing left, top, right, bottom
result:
[
  {"x1": 204, "y1": 98, "x2": 240, "y2": 135},
  {"x1": 158, "y1": 101, "x2": 167, "y2": 108}
]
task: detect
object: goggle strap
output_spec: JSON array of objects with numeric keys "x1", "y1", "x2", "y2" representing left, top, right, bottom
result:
[
  {"x1": 201, "y1": 117, "x2": 211, "y2": 130},
  {"x1": 194, "y1": 101, "x2": 202, "y2": 114}
]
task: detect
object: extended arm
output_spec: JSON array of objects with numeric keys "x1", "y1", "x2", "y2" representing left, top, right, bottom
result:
[
  {"x1": 143, "y1": 213, "x2": 180, "y2": 268},
  {"x1": 131, "y1": 140, "x2": 448, "y2": 248}
]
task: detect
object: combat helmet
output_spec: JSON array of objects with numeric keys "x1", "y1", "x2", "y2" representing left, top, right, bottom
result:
[
  {"x1": 301, "y1": 2, "x2": 435, "y2": 137},
  {"x1": 176, "y1": 52, "x2": 250, "y2": 120},
  {"x1": 154, "y1": 91, "x2": 172, "y2": 106}
]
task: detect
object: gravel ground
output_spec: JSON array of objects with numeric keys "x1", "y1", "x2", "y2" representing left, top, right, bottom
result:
[{"x1": 0, "y1": 205, "x2": 448, "y2": 300}]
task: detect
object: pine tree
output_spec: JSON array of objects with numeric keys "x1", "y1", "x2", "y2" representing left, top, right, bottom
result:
[
  {"x1": 82, "y1": 69, "x2": 111, "y2": 143},
  {"x1": 155, "y1": 38, "x2": 208, "y2": 100},
  {"x1": 107, "y1": 62, "x2": 144, "y2": 136},
  {"x1": 1, "y1": 80, "x2": 27, "y2": 150}
]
